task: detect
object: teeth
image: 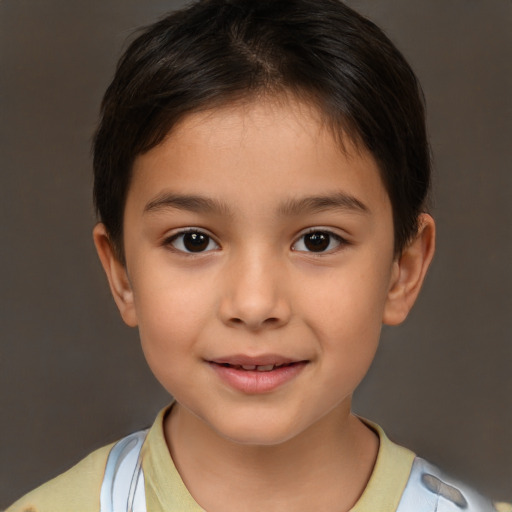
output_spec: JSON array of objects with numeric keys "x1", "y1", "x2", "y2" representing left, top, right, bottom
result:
[
  {"x1": 220, "y1": 363, "x2": 292, "y2": 371},
  {"x1": 256, "y1": 364, "x2": 275, "y2": 372}
]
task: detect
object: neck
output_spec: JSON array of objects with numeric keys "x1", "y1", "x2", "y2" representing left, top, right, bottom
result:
[{"x1": 164, "y1": 401, "x2": 379, "y2": 512}]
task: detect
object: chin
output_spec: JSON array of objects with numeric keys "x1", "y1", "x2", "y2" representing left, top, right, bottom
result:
[
  {"x1": 220, "y1": 428, "x2": 299, "y2": 447},
  {"x1": 209, "y1": 412, "x2": 306, "y2": 447}
]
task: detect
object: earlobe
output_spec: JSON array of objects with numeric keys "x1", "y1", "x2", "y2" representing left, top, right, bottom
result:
[
  {"x1": 92, "y1": 223, "x2": 138, "y2": 327},
  {"x1": 383, "y1": 214, "x2": 436, "y2": 326}
]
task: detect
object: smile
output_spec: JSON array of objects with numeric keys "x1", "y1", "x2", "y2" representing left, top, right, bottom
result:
[
  {"x1": 208, "y1": 357, "x2": 308, "y2": 394},
  {"x1": 217, "y1": 362, "x2": 293, "y2": 372}
]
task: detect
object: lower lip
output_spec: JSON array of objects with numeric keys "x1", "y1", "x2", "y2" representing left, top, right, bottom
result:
[{"x1": 209, "y1": 362, "x2": 307, "y2": 394}]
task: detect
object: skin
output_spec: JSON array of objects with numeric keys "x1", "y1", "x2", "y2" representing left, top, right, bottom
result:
[{"x1": 94, "y1": 97, "x2": 435, "y2": 512}]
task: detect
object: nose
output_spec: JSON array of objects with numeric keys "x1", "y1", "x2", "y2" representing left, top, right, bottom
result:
[{"x1": 218, "y1": 249, "x2": 292, "y2": 331}]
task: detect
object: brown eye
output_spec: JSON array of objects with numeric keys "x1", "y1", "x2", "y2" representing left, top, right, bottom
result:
[
  {"x1": 304, "y1": 232, "x2": 330, "y2": 252},
  {"x1": 169, "y1": 230, "x2": 219, "y2": 253},
  {"x1": 183, "y1": 232, "x2": 209, "y2": 252},
  {"x1": 293, "y1": 230, "x2": 344, "y2": 253}
]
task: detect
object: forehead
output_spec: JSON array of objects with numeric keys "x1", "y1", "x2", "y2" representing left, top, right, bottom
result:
[{"x1": 128, "y1": 98, "x2": 390, "y2": 218}]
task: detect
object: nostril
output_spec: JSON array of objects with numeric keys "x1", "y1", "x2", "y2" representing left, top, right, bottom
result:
[{"x1": 228, "y1": 316, "x2": 280, "y2": 328}]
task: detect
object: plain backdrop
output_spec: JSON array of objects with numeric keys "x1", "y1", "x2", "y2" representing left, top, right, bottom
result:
[{"x1": 1, "y1": 0, "x2": 511, "y2": 508}]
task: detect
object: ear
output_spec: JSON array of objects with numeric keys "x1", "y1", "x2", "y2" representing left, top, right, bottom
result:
[
  {"x1": 93, "y1": 223, "x2": 138, "y2": 327},
  {"x1": 383, "y1": 214, "x2": 436, "y2": 325}
]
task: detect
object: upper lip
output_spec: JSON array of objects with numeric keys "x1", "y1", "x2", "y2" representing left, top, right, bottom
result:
[{"x1": 208, "y1": 354, "x2": 304, "y2": 367}]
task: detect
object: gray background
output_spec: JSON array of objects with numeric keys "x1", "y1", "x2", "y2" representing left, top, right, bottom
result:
[{"x1": 1, "y1": 0, "x2": 511, "y2": 508}]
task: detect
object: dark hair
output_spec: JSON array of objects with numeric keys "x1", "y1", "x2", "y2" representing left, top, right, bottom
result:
[{"x1": 93, "y1": 0, "x2": 430, "y2": 259}]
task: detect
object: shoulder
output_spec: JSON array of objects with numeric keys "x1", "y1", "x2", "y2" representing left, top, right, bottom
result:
[
  {"x1": 397, "y1": 456, "x2": 511, "y2": 512},
  {"x1": 5, "y1": 442, "x2": 114, "y2": 512},
  {"x1": 358, "y1": 419, "x2": 511, "y2": 512}
]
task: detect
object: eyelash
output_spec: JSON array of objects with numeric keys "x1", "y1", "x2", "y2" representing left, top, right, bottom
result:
[
  {"x1": 164, "y1": 228, "x2": 220, "y2": 254},
  {"x1": 163, "y1": 228, "x2": 348, "y2": 255},
  {"x1": 292, "y1": 229, "x2": 348, "y2": 254}
]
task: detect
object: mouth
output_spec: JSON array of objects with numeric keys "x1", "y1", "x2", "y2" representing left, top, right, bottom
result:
[
  {"x1": 214, "y1": 361, "x2": 301, "y2": 372},
  {"x1": 207, "y1": 357, "x2": 309, "y2": 393}
]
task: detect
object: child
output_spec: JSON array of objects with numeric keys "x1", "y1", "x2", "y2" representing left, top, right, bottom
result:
[{"x1": 7, "y1": 1, "x2": 511, "y2": 511}]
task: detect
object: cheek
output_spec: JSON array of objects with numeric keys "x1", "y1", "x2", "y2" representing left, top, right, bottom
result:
[
  {"x1": 296, "y1": 260, "x2": 391, "y2": 374},
  {"x1": 131, "y1": 272, "x2": 215, "y2": 381},
  {"x1": 315, "y1": 287, "x2": 383, "y2": 396},
  {"x1": 299, "y1": 264, "x2": 391, "y2": 333},
  {"x1": 134, "y1": 262, "x2": 215, "y2": 329}
]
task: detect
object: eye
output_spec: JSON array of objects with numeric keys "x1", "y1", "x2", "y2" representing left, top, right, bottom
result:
[
  {"x1": 166, "y1": 230, "x2": 219, "y2": 253},
  {"x1": 292, "y1": 230, "x2": 345, "y2": 253}
]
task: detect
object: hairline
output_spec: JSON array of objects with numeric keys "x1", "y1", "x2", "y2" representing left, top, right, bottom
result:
[{"x1": 109, "y1": 90, "x2": 375, "y2": 263}]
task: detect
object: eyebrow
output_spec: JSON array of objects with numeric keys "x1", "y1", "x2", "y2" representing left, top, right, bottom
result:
[
  {"x1": 277, "y1": 193, "x2": 369, "y2": 216},
  {"x1": 144, "y1": 193, "x2": 233, "y2": 216},
  {"x1": 144, "y1": 191, "x2": 369, "y2": 217}
]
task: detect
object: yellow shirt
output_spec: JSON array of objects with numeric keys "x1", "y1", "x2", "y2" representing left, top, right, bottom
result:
[{"x1": 7, "y1": 406, "x2": 511, "y2": 512}]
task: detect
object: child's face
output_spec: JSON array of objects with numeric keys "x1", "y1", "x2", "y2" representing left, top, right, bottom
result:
[{"x1": 100, "y1": 98, "x2": 410, "y2": 445}]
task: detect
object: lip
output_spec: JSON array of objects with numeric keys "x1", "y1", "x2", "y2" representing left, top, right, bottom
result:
[
  {"x1": 210, "y1": 354, "x2": 297, "y2": 367},
  {"x1": 207, "y1": 355, "x2": 308, "y2": 394}
]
